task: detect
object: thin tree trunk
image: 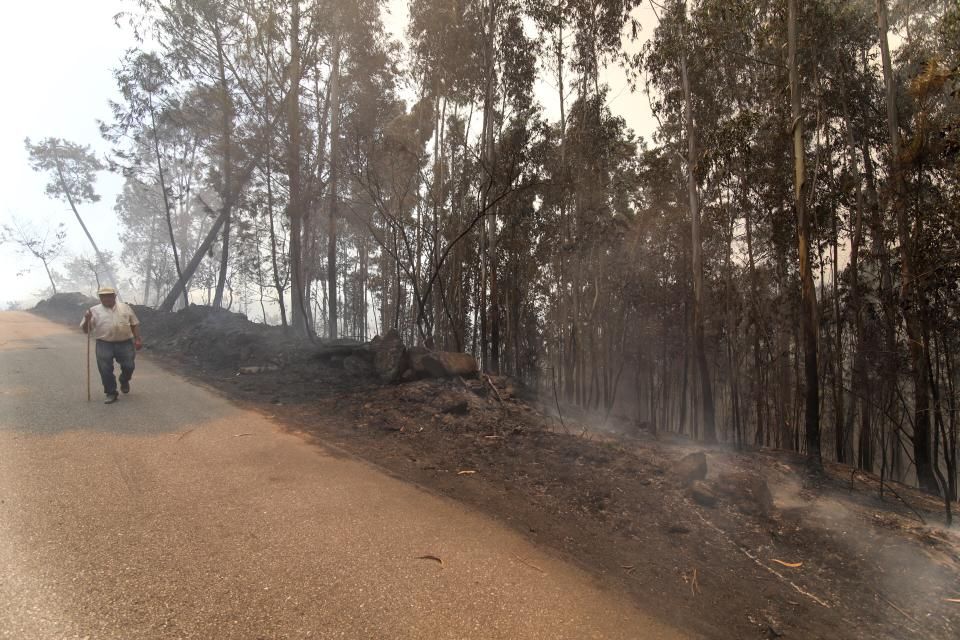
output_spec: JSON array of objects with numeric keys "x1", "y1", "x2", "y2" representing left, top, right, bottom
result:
[
  {"x1": 789, "y1": 0, "x2": 821, "y2": 464},
  {"x1": 266, "y1": 160, "x2": 287, "y2": 327},
  {"x1": 148, "y1": 100, "x2": 188, "y2": 308},
  {"x1": 862, "y1": 134, "x2": 899, "y2": 474},
  {"x1": 286, "y1": 0, "x2": 310, "y2": 337},
  {"x1": 158, "y1": 209, "x2": 227, "y2": 311},
  {"x1": 831, "y1": 200, "x2": 846, "y2": 462},
  {"x1": 213, "y1": 28, "x2": 234, "y2": 309},
  {"x1": 680, "y1": 44, "x2": 716, "y2": 443},
  {"x1": 679, "y1": 304, "x2": 690, "y2": 434},
  {"x1": 52, "y1": 149, "x2": 118, "y2": 287},
  {"x1": 479, "y1": 0, "x2": 498, "y2": 371},
  {"x1": 724, "y1": 201, "x2": 742, "y2": 448},
  {"x1": 926, "y1": 324, "x2": 952, "y2": 524},
  {"x1": 745, "y1": 207, "x2": 766, "y2": 446},
  {"x1": 142, "y1": 197, "x2": 160, "y2": 305},
  {"x1": 40, "y1": 257, "x2": 57, "y2": 294},
  {"x1": 327, "y1": 38, "x2": 342, "y2": 340},
  {"x1": 942, "y1": 330, "x2": 959, "y2": 503},
  {"x1": 841, "y1": 95, "x2": 871, "y2": 471},
  {"x1": 876, "y1": 0, "x2": 937, "y2": 493}
]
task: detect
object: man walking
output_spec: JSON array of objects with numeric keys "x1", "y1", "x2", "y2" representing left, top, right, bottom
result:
[{"x1": 80, "y1": 287, "x2": 143, "y2": 404}]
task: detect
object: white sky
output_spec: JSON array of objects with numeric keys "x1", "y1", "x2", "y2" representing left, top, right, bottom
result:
[
  {"x1": 0, "y1": 0, "x2": 128, "y2": 306},
  {"x1": 0, "y1": 0, "x2": 656, "y2": 308}
]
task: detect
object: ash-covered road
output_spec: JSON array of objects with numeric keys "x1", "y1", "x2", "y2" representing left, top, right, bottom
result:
[{"x1": 0, "y1": 312, "x2": 684, "y2": 640}]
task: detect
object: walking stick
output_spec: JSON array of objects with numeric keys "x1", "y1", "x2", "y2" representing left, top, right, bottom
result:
[{"x1": 86, "y1": 321, "x2": 91, "y2": 402}]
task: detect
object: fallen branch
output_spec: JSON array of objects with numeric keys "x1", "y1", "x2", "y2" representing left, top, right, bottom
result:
[
  {"x1": 741, "y1": 546, "x2": 828, "y2": 608},
  {"x1": 175, "y1": 429, "x2": 194, "y2": 442},
  {"x1": 879, "y1": 481, "x2": 927, "y2": 525},
  {"x1": 772, "y1": 559, "x2": 803, "y2": 568},
  {"x1": 512, "y1": 553, "x2": 546, "y2": 574},
  {"x1": 416, "y1": 555, "x2": 443, "y2": 566},
  {"x1": 853, "y1": 470, "x2": 927, "y2": 525},
  {"x1": 880, "y1": 595, "x2": 919, "y2": 625},
  {"x1": 484, "y1": 374, "x2": 503, "y2": 403},
  {"x1": 692, "y1": 510, "x2": 830, "y2": 608}
]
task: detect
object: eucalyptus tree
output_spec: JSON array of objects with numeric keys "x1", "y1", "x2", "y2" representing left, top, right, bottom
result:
[
  {"x1": 785, "y1": 0, "x2": 822, "y2": 463},
  {"x1": 404, "y1": 0, "x2": 542, "y2": 365},
  {"x1": 280, "y1": 0, "x2": 311, "y2": 334},
  {"x1": 241, "y1": 164, "x2": 291, "y2": 326},
  {"x1": 339, "y1": 21, "x2": 409, "y2": 337},
  {"x1": 407, "y1": 0, "x2": 489, "y2": 353},
  {"x1": 114, "y1": 176, "x2": 166, "y2": 304},
  {"x1": 321, "y1": 0, "x2": 394, "y2": 339},
  {"x1": 129, "y1": 0, "x2": 248, "y2": 309},
  {"x1": 875, "y1": 0, "x2": 960, "y2": 497},
  {"x1": 482, "y1": 1, "x2": 541, "y2": 373},
  {"x1": 639, "y1": 0, "x2": 720, "y2": 440},
  {"x1": 406, "y1": 0, "x2": 486, "y2": 349},
  {"x1": 902, "y1": 1, "x2": 960, "y2": 504},
  {"x1": 523, "y1": 0, "x2": 641, "y2": 400},
  {"x1": 637, "y1": 0, "x2": 867, "y2": 455},
  {"x1": 873, "y1": 0, "x2": 935, "y2": 491},
  {"x1": 105, "y1": 51, "x2": 195, "y2": 306},
  {"x1": 234, "y1": 0, "x2": 390, "y2": 338}
]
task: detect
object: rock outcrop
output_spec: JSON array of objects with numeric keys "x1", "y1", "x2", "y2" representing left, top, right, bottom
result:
[{"x1": 673, "y1": 452, "x2": 708, "y2": 487}]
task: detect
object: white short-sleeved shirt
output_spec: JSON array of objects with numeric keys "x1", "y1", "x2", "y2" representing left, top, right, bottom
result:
[{"x1": 82, "y1": 302, "x2": 140, "y2": 342}]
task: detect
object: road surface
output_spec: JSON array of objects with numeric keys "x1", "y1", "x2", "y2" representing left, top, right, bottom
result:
[{"x1": 0, "y1": 312, "x2": 686, "y2": 639}]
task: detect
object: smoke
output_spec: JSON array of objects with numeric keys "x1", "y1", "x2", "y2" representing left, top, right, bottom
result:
[{"x1": 764, "y1": 463, "x2": 960, "y2": 636}]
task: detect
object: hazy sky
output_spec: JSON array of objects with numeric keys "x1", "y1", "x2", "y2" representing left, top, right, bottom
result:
[
  {"x1": 0, "y1": 0, "x2": 656, "y2": 307},
  {"x1": 1, "y1": 0, "x2": 128, "y2": 305}
]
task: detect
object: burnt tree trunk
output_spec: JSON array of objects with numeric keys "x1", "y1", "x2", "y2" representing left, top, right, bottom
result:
[
  {"x1": 789, "y1": 0, "x2": 821, "y2": 464},
  {"x1": 876, "y1": 0, "x2": 937, "y2": 493}
]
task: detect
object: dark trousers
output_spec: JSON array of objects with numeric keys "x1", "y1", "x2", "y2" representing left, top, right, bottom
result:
[{"x1": 96, "y1": 339, "x2": 135, "y2": 395}]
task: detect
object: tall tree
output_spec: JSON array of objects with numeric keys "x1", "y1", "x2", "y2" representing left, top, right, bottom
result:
[
  {"x1": 677, "y1": 0, "x2": 716, "y2": 443},
  {"x1": 788, "y1": 0, "x2": 820, "y2": 463},
  {"x1": 327, "y1": 35, "x2": 343, "y2": 339},
  {"x1": 134, "y1": 0, "x2": 244, "y2": 309},
  {"x1": 106, "y1": 52, "x2": 194, "y2": 307},
  {"x1": 25, "y1": 137, "x2": 118, "y2": 287},
  {"x1": 876, "y1": 0, "x2": 938, "y2": 492}
]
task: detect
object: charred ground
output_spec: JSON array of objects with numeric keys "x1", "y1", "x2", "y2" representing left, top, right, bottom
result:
[{"x1": 34, "y1": 295, "x2": 960, "y2": 639}]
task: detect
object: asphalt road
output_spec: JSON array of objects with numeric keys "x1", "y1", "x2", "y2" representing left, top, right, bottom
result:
[{"x1": 0, "y1": 312, "x2": 686, "y2": 639}]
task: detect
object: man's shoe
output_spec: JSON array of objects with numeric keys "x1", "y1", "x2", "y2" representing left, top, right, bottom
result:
[
  {"x1": 120, "y1": 381, "x2": 130, "y2": 394},
  {"x1": 104, "y1": 393, "x2": 119, "y2": 405}
]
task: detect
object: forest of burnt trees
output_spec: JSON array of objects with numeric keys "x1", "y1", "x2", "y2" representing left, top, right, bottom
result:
[{"x1": 24, "y1": 1, "x2": 960, "y2": 505}]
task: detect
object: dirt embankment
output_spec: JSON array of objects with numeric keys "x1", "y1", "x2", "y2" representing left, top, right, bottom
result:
[{"x1": 35, "y1": 294, "x2": 960, "y2": 639}]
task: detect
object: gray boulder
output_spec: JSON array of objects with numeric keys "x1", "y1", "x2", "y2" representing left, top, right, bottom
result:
[
  {"x1": 715, "y1": 471, "x2": 774, "y2": 516},
  {"x1": 372, "y1": 329, "x2": 408, "y2": 383},
  {"x1": 343, "y1": 354, "x2": 374, "y2": 376},
  {"x1": 424, "y1": 352, "x2": 478, "y2": 377},
  {"x1": 688, "y1": 480, "x2": 718, "y2": 507},
  {"x1": 672, "y1": 452, "x2": 708, "y2": 487},
  {"x1": 410, "y1": 349, "x2": 479, "y2": 378}
]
